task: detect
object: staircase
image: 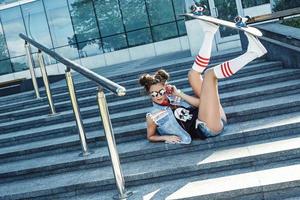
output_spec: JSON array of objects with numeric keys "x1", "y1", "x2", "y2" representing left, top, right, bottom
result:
[{"x1": 1, "y1": 51, "x2": 300, "y2": 200}]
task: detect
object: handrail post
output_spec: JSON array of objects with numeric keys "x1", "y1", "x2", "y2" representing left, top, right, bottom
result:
[
  {"x1": 37, "y1": 50, "x2": 56, "y2": 115},
  {"x1": 65, "y1": 67, "x2": 92, "y2": 156},
  {"x1": 25, "y1": 42, "x2": 40, "y2": 99},
  {"x1": 97, "y1": 87, "x2": 132, "y2": 200}
]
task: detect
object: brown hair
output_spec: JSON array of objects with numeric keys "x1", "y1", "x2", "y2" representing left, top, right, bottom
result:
[{"x1": 139, "y1": 69, "x2": 170, "y2": 92}]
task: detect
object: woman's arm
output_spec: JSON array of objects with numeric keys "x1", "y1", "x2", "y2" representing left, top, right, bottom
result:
[
  {"x1": 170, "y1": 85, "x2": 200, "y2": 107},
  {"x1": 146, "y1": 116, "x2": 181, "y2": 143}
]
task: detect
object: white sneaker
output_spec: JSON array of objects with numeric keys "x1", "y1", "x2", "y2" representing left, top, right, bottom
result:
[
  {"x1": 197, "y1": 20, "x2": 219, "y2": 34},
  {"x1": 245, "y1": 32, "x2": 267, "y2": 57}
]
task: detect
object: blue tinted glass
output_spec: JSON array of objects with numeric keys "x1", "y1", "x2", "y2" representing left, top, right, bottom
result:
[
  {"x1": 0, "y1": 21, "x2": 9, "y2": 60},
  {"x1": 43, "y1": 0, "x2": 75, "y2": 47},
  {"x1": 68, "y1": 0, "x2": 100, "y2": 42},
  {"x1": 127, "y1": 28, "x2": 152, "y2": 47},
  {"x1": 54, "y1": 45, "x2": 79, "y2": 60},
  {"x1": 0, "y1": 59, "x2": 12, "y2": 75},
  {"x1": 94, "y1": 0, "x2": 125, "y2": 37},
  {"x1": 102, "y1": 34, "x2": 127, "y2": 53},
  {"x1": 120, "y1": 0, "x2": 149, "y2": 31},
  {"x1": 11, "y1": 56, "x2": 27, "y2": 72},
  {"x1": 177, "y1": 20, "x2": 187, "y2": 36},
  {"x1": 77, "y1": 39, "x2": 103, "y2": 57},
  {"x1": 173, "y1": 0, "x2": 186, "y2": 20},
  {"x1": 152, "y1": 22, "x2": 178, "y2": 42},
  {"x1": 146, "y1": 0, "x2": 175, "y2": 25},
  {"x1": 0, "y1": 6, "x2": 26, "y2": 57},
  {"x1": 21, "y1": 0, "x2": 53, "y2": 52}
]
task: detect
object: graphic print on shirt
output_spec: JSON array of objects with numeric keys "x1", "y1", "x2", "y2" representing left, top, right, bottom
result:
[{"x1": 174, "y1": 107, "x2": 193, "y2": 122}]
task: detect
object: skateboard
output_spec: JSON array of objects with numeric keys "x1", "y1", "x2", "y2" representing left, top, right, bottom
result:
[{"x1": 180, "y1": 13, "x2": 263, "y2": 37}]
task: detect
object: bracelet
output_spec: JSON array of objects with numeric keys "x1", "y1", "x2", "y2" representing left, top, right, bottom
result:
[{"x1": 177, "y1": 89, "x2": 183, "y2": 97}]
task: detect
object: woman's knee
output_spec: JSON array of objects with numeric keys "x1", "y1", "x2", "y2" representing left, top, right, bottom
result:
[{"x1": 203, "y1": 68, "x2": 216, "y2": 80}]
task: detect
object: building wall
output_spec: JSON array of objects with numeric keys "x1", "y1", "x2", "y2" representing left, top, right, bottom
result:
[{"x1": 0, "y1": 0, "x2": 188, "y2": 78}]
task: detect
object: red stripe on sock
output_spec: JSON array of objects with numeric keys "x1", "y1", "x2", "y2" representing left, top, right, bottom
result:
[
  {"x1": 195, "y1": 59, "x2": 207, "y2": 68},
  {"x1": 226, "y1": 62, "x2": 234, "y2": 76},
  {"x1": 224, "y1": 63, "x2": 231, "y2": 77},
  {"x1": 196, "y1": 57, "x2": 209, "y2": 65},
  {"x1": 197, "y1": 55, "x2": 209, "y2": 61},
  {"x1": 221, "y1": 64, "x2": 227, "y2": 78}
]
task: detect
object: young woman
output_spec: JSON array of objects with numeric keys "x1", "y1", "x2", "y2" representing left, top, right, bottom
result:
[{"x1": 139, "y1": 20, "x2": 267, "y2": 144}]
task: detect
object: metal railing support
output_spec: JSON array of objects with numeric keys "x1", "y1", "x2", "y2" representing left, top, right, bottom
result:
[
  {"x1": 65, "y1": 68, "x2": 91, "y2": 156},
  {"x1": 25, "y1": 42, "x2": 40, "y2": 99},
  {"x1": 37, "y1": 50, "x2": 56, "y2": 115},
  {"x1": 97, "y1": 87, "x2": 132, "y2": 200}
]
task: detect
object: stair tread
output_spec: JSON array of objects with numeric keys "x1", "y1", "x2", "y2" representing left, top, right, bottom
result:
[{"x1": 1, "y1": 128, "x2": 300, "y2": 198}]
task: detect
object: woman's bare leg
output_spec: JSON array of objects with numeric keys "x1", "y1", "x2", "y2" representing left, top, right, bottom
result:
[{"x1": 197, "y1": 69, "x2": 223, "y2": 133}]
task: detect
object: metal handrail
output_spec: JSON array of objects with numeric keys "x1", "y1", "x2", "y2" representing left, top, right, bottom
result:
[
  {"x1": 19, "y1": 33, "x2": 126, "y2": 96},
  {"x1": 19, "y1": 33, "x2": 131, "y2": 199}
]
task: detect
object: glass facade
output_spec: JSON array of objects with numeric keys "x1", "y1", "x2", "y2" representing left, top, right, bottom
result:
[
  {"x1": 242, "y1": 0, "x2": 269, "y2": 8},
  {"x1": 0, "y1": 0, "x2": 187, "y2": 75}
]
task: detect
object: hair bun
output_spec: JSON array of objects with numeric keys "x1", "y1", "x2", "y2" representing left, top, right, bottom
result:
[{"x1": 154, "y1": 69, "x2": 169, "y2": 83}]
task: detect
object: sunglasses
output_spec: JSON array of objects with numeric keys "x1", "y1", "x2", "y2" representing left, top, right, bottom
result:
[{"x1": 150, "y1": 88, "x2": 166, "y2": 98}]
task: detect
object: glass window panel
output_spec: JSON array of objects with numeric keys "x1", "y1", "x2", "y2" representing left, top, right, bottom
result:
[
  {"x1": 242, "y1": 0, "x2": 269, "y2": 8},
  {"x1": 11, "y1": 56, "x2": 27, "y2": 72},
  {"x1": 21, "y1": 0, "x2": 53, "y2": 52},
  {"x1": 173, "y1": 0, "x2": 186, "y2": 20},
  {"x1": 146, "y1": 0, "x2": 175, "y2": 26},
  {"x1": 77, "y1": 39, "x2": 103, "y2": 57},
  {"x1": 68, "y1": 0, "x2": 100, "y2": 43},
  {"x1": 152, "y1": 22, "x2": 178, "y2": 42},
  {"x1": 0, "y1": 6, "x2": 26, "y2": 57},
  {"x1": 120, "y1": 0, "x2": 149, "y2": 31},
  {"x1": 102, "y1": 34, "x2": 127, "y2": 53},
  {"x1": 127, "y1": 28, "x2": 152, "y2": 47},
  {"x1": 0, "y1": 59, "x2": 12, "y2": 75},
  {"x1": 54, "y1": 45, "x2": 79, "y2": 60},
  {"x1": 44, "y1": 0, "x2": 75, "y2": 47},
  {"x1": 177, "y1": 20, "x2": 186, "y2": 36},
  {"x1": 94, "y1": 0, "x2": 124, "y2": 37},
  {"x1": 0, "y1": 22, "x2": 9, "y2": 60}
]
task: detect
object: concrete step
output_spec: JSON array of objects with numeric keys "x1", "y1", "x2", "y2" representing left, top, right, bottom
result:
[
  {"x1": 0, "y1": 60, "x2": 282, "y2": 114},
  {"x1": 1, "y1": 77, "x2": 299, "y2": 124},
  {"x1": 1, "y1": 89, "x2": 300, "y2": 136},
  {"x1": 0, "y1": 109, "x2": 299, "y2": 169},
  {"x1": 2, "y1": 51, "x2": 242, "y2": 103},
  {"x1": 1, "y1": 130, "x2": 300, "y2": 200},
  {"x1": 91, "y1": 162, "x2": 300, "y2": 200}
]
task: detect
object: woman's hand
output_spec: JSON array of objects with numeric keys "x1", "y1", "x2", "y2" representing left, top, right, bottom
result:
[
  {"x1": 165, "y1": 135, "x2": 181, "y2": 144},
  {"x1": 165, "y1": 84, "x2": 181, "y2": 97}
]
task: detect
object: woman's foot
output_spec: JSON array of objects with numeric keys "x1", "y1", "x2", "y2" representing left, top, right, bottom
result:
[{"x1": 245, "y1": 33, "x2": 267, "y2": 57}]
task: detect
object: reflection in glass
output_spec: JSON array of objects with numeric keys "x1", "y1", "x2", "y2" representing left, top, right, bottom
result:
[
  {"x1": 146, "y1": 0, "x2": 175, "y2": 26},
  {"x1": 214, "y1": 0, "x2": 238, "y2": 38},
  {"x1": 11, "y1": 56, "x2": 28, "y2": 72},
  {"x1": 68, "y1": 0, "x2": 100, "y2": 43},
  {"x1": 0, "y1": 6, "x2": 26, "y2": 57},
  {"x1": 242, "y1": 0, "x2": 269, "y2": 8},
  {"x1": 152, "y1": 22, "x2": 178, "y2": 42},
  {"x1": 77, "y1": 39, "x2": 103, "y2": 57},
  {"x1": 177, "y1": 20, "x2": 186, "y2": 36},
  {"x1": 54, "y1": 45, "x2": 79, "y2": 60},
  {"x1": 44, "y1": 0, "x2": 75, "y2": 47},
  {"x1": 0, "y1": 59, "x2": 12, "y2": 75},
  {"x1": 0, "y1": 24, "x2": 9, "y2": 60},
  {"x1": 127, "y1": 28, "x2": 152, "y2": 47},
  {"x1": 94, "y1": 0, "x2": 124, "y2": 37},
  {"x1": 22, "y1": 0, "x2": 53, "y2": 52},
  {"x1": 102, "y1": 34, "x2": 127, "y2": 53},
  {"x1": 173, "y1": 0, "x2": 186, "y2": 20},
  {"x1": 120, "y1": 0, "x2": 149, "y2": 31}
]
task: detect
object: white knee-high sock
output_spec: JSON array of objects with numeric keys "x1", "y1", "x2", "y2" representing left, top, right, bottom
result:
[
  {"x1": 192, "y1": 21, "x2": 219, "y2": 73},
  {"x1": 213, "y1": 33, "x2": 267, "y2": 79}
]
